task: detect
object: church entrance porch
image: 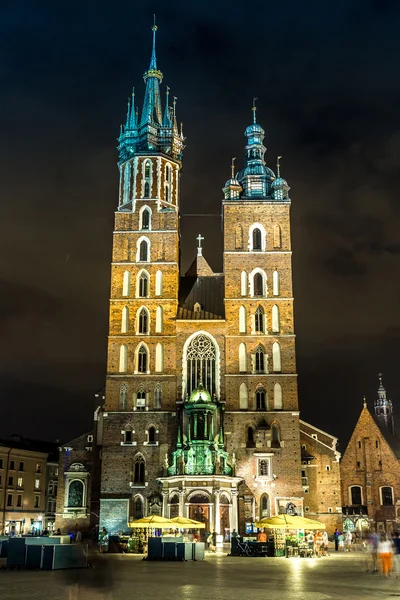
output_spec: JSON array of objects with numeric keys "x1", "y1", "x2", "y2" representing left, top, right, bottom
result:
[{"x1": 189, "y1": 499, "x2": 210, "y2": 534}]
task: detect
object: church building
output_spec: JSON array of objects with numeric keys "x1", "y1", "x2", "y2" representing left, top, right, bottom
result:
[{"x1": 100, "y1": 24, "x2": 338, "y2": 535}]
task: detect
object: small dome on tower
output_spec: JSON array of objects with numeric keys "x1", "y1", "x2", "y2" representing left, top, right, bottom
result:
[
  {"x1": 245, "y1": 122, "x2": 265, "y2": 137},
  {"x1": 187, "y1": 382, "x2": 212, "y2": 404}
]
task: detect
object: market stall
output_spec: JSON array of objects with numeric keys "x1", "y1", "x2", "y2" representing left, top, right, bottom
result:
[{"x1": 254, "y1": 515, "x2": 326, "y2": 558}]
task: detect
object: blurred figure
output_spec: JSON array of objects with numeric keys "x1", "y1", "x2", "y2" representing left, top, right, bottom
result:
[
  {"x1": 334, "y1": 529, "x2": 339, "y2": 552},
  {"x1": 367, "y1": 529, "x2": 380, "y2": 572},
  {"x1": 98, "y1": 527, "x2": 108, "y2": 554},
  {"x1": 76, "y1": 529, "x2": 82, "y2": 543},
  {"x1": 392, "y1": 532, "x2": 400, "y2": 577},
  {"x1": 378, "y1": 533, "x2": 394, "y2": 577},
  {"x1": 345, "y1": 530, "x2": 352, "y2": 552},
  {"x1": 338, "y1": 532, "x2": 344, "y2": 552}
]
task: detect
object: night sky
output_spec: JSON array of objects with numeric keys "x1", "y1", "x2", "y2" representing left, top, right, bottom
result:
[{"x1": 1, "y1": 1, "x2": 400, "y2": 452}]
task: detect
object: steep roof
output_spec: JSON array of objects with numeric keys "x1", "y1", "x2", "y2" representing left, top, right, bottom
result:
[
  {"x1": 178, "y1": 253, "x2": 225, "y2": 320},
  {"x1": 0, "y1": 435, "x2": 59, "y2": 460},
  {"x1": 343, "y1": 404, "x2": 400, "y2": 461}
]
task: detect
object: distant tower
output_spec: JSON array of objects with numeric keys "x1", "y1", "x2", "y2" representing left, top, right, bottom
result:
[{"x1": 374, "y1": 373, "x2": 395, "y2": 435}]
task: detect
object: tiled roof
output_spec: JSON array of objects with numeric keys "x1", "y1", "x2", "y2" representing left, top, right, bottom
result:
[{"x1": 178, "y1": 274, "x2": 225, "y2": 320}]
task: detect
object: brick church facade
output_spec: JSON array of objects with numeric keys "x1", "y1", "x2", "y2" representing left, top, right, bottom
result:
[{"x1": 99, "y1": 24, "x2": 340, "y2": 535}]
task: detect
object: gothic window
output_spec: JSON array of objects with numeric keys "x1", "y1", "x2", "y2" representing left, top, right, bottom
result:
[
  {"x1": 256, "y1": 388, "x2": 266, "y2": 411},
  {"x1": 154, "y1": 383, "x2": 162, "y2": 409},
  {"x1": 143, "y1": 161, "x2": 151, "y2": 199},
  {"x1": 134, "y1": 456, "x2": 145, "y2": 484},
  {"x1": 122, "y1": 271, "x2": 131, "y2": 297},
  {"x1": 255, "y1": 345, "x2": 265, "y2": 373},
  {"x1": 139, "y1": 240, "x2": 149, "y2": 262},
  {"x1": 156, "y1": 306, "x2": 163, "y2": 333},
  {"x1": 145, "y1": 162, "x2": 151, "y2": 178},
  {"x1": 138, "y1": 308, "x2": 149, "y2": 334},
  {"x1": 239, "y1": 343, "x2": 247, "y2": 372},
  {"x1": 119, "y1": 344, "x2": 128, "y2": 373},
  {"x1": 155, "y1": 270, "x2": 162, "y2": 296},
  {"x1": 121, "y1": 306, "x2": 129, "y2": 333},
  {"x1": 155, "y1": 343, "x2": 164, "y2": 372},
  {"x1": 258, "y1": 459, "x2": 269, "y2": 477},
  {"x1": 239, "y1": 306, "x2": 246, "y2": 333},
  {"x1": 260, "y1": 494, "x2": 269, "y2": 518},
  {"x1": 185, "y1": 333, "x2": 217, "y2": 397},
  {"x1": 119, "y1": 383, "x2": 128, "y2": 410},
  {"x1": 141, "y1": 208, "x2": 151, "y2": 230},
  {"x1": 252, "y1": 228, "x2": 262, "y2": 250},
  {"x1": 254, "y1": 273, "x2": 263, "y2": 296},
  {"x1": 241, "y1": 271, "x2": 247, "y2": 296},
  {"x1": 68, "y1": 480, "x2": 84, "y2": 508},
  {"x1": 134, "y1": 497, "x2": 144, "y2": 519},
  {"x1": 247, "y1": 426, "x2": 255, "y2": 448},
  {"x1": 165, "y1": 164, "x2": 172, "y2": 202},
  {"x1": 137, "y1": 346, "x2": 148, "y2": 373},
  {"x1": 272, "y1": 304, "x2": 280, "y2": 333},
  {"x1": 136, "y1": 390, "x2": 146, "y2": 409},
  {"x1": 271, "y1": 424, "x2": 281, "y2": 448},
  {"x1": 273, "y1": 224, "x2": 282, "y2": 248},
  {"x1": 272, "y1": 342, "x2": 281, "y2": 372},
  {"x1": 273, "y1": 270, "x2": 280, "y2": 296},
  {"x1": 350, "y1": 485, "x2": 362, "y2": 505},
  {"x1": 123, "y1": 162, "x2": 131, "y2": 203},
  {"x1": 48, "y1": 480, "x2": 58, "y2": 495},
  {"x1": 274, "y1": 383, "x2": 283, "y2": 410},
  {"x1": 148, "y1": 426, "x2": 156, "y2": 444},
  {"x1": 255, "y1": 306, "x2": 264, "y2": 333},
  {"x1": 235, "y1": 224, "x2": 243, "y2": 249},
  {"x1": 144, "y1": 182, "x2": 150, "y2": 198},
  {"x1": 138, "y1": 272, "x2": 149, "y2": 297},
  {"x1": 239, "y1": 382, "x2": 248, "y2": 410},
  {"x1": 124, "y1": 427, "x2": 133, "y2": 444},
  {"x1": 164, "y1": 182, "x2": 170, "y2": 203},
  {"x1": 380, "y1": 486, "x2": 394, "y2": 506}
]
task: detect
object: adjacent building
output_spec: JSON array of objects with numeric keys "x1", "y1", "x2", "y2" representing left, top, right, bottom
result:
[
  {"x1": 341, "y1": 375, "x2": 400, "y2": 533},
  {"x1": 98, "y1": 24, "x2": 341, "y2": 535},
  {"x1": 0, "y1": 436, "x2": 58, "y2": 535}
]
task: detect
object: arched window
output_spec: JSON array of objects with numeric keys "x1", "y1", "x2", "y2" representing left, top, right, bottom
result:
[
  {"x1": 148, "y1": 426, "x2": 156, "y2": 444},
  {"x1": 247, "y1": 426, "x2": 255, "y2": 447},
  {"x1": 119, "y1": 344, "x2": 128, "y2": 373},
  {"x1": 274, "y1": 383, "x2": 283, "y2": 409},
  {"x1": 260, "y1": 494, "x2": 269, "y2": 518},
  {"x1": 256, "y1": 388, "x2": 266, "y2": 411},
  {"x1": 166, "y1": 163, "x2": 172, "y2": 183},
  {"x1": 273, "y1": 270, "x2": 280, "y2": 296},
  {"x1": 239, "y1": 343, "x2": 247, "y2": 372},
  {"x1": 122, "y1": 271, "x2": 130, "y2": 297},
  {"x1": 134, "y1": 456, "x2": 145, "y2": 484},
  {"x1": 185, "y1": 333, "x2": 217, "y2": 397},
  {"x1": 239, "y1": 383, "x2": 248, "y2": 409},
  {"x1": 272, "y1": 304, "x2": 280, "y2": 333},
  {"x1": 136, "y1": 389, "x2": 146, "y2": 409},
  {"x1": 155, "y1": 343, "x2": 164, "y2": 373},
  {"x1": 255, "y1": 345, "x2": 265, "y2": 373},
  {"x1": 255, "y1": 306, "x2": 264, "y2": 333},
  {"x1": 121, "y1": 306, "x2": 129, "y2": 333},
  {"x1": 68, "y1": 480, "x2": 84, "y2": 507},
  {"x1": 137, "y1": 346, "x2": 148, "y2": 373},
  {"x1": 48, "y1": 480, "x2": 58, "y2": 495},
  {"x1": 254, "y1": 273, "x2": 263, "y2": 296},
  {"x1": 144, "y1": 181, "x2": 150, "y2": 198},
  {"x1": 155, "y1": 270, "x2": 162, "y2": 296},
  {"x1": 156, "y1": 306, "x2": 163, "y2": 333},
  {"x1": 239, "y1": 305, "x2": 246, "y2": 333},
  {"x1": 235, "y1": 224, "x2": 243, "y2": 249},
  {"x1": 380, "y1": 486, "x2": 394, "y2": 506},
  {"x1": 119, "y1": 383, "x2": 128, "y2": 410},
  {"x1": 138, "y1": 308, "x2": 149, "y2": 334},
  {"x1": 350, "y1": 485, "x2": 362, "y2": 505},
  {"x1": 271, "y1": 424, "x2": 281, "y2": 448},
  {"x1": 165, "y1": 164, "x2": 172, "y2": 203},
  {"x1": 123, "y1": 426, "x2": 133, "y2": 444},
  {"x1": 145, "y1": 162, "x2": 151, "y2": 178},
  {"x1": 272, "y1": 342, "x2": 281, "y2": 372},
  {"x1": 273, "y1": 224, "x2": 281, "y2": 248},
  {"x1": 154, "y1": 383, "x2": 162, "y2": 409},
  {"x1": 252, "y1": 228, "x2": 262, "y2": 250},
  {"x1": 138, "y1": 271, "x2": 149, "y2": 298},
  {"x1": 139, "y1": 240, "x2": 149, "y2": 262},
  {"x1": 241, "y1": 271, "x2": 247, "y2": 296},
  {"x1": 134, "y1": 496, "x2": 144, "y2": 519},
  {"x1": 143, "y1": 160, "x2": 151, "y2": 199},
  {"x1": 141, "y1": 208, "x2": 151, "y2": 230}
]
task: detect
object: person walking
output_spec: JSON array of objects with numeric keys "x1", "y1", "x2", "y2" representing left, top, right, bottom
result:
[
  {"x1": 211, "y1": 529, "x2": 217, "y2": 553},
  {"x1": 378, "y1": 534, "x2": 394, "y2": 577},
  {"x1": 98, "y1": 527, "x2": 108, "y2": 554},
  {"x1": 367, "y1": 529, "x2": 380, "y2": 572},
  {"x1": 334, "y1": 529, "x2": 339, "y2": 552},
  {"x1": 345, "y1": 530, "x2": 352, "y2": 552},
  {"x1": 322, "y1": 531, "x2": 329, "y2": 556},
  {"x1": 392, "y1": 532, "x2": 400, "y2": 577},
  {"x1": 338, "y1": 532, "x2": 345, "y2": 552}
]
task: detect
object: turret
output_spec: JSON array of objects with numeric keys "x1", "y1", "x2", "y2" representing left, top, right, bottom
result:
[{"x1": 374, "y1": 373, "x2": 395, "y2": 435}]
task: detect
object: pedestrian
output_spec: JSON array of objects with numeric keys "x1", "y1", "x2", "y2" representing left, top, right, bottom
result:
[
  {"x1": 98, "y1": 527, "x2": 108, "y2": 554},
  {"x1": 378, "y1": 533, "x2": 394, "y2": 577},
  {"x1": 306, "y1": 531, "x2": 314, "y2": 555},
  {"x1": 76, "y1": 529, "x2": 82, "y2": 543},
  {"x1": 392, "y1": 532, "x2": 400, "y2": 577},
  {"x1": 322, "y1": 531, "x2": 329, "y2": 556},
  {"x1": 366, "y1": 529, "x2": 379, "y2": 572},
  {"x1": 334, "y1": 529, "x2": 339, "y2": 552},
  {"x1": 338, "y1": 532, "x2": 345, "y2": 552},
  {"x1": 345, "y1": 530, "x2": 352, "y2": 552},
  {"x1": 211, "y1": 529, "x2": 217, "y2": 552}
]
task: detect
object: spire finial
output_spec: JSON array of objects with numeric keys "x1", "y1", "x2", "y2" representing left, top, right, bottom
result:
[
  {"x1": 173, "y1": 96, "x2": 177, "y2": 117},
  {"x1": 180, "y1": 122, "x2": 183, "y2": 137},
  {"x1": 197, "y1": 233, "x2": 204, "y2": 257},
  {"x1": 363, "y1": 395, "x2": 367, "y2": 408},
  {"x1": 125, "y1": 97, "x2": 131, "y2": 128},
  {"x1": 252, "y1": 97, "x2": 258, "y2": 123},
  {"x1": 277, "y1": 156, "x2": 282, "y2": 178},
  {"x1": 231, "y1": 157, "x2": 236, "y2": 179},
  {"x1": 150, "y1": 15, "x2": 158, "y2": 70}
]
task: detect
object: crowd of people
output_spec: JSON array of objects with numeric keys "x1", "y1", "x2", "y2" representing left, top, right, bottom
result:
[{"x1": 362, "y1": 530, "x2": 400, "y2": 577}]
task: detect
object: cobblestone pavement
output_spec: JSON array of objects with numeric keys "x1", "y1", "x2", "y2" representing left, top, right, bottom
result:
[{"x1": 1, "y1": 551, "x2": 400, "y2": 600}]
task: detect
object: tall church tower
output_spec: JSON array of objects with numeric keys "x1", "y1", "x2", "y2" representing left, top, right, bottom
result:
[
  {"x1": 222, "y1": 104, "x2": 303, "y2": 518},
  {"x1": 374, "y1": 373, "x2": 395, "y2": 435}
]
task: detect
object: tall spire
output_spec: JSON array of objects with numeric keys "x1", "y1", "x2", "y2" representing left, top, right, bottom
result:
[
  {"x1": 252, "y1": 97, "x2": 258, "y2": 123},
  {"x1": 162, "y1": 86, "x2": 172, "y2": 126},
  {"x1": 374, "y1": 373, "x2": 395, "y2": 435},
  {"x1": 140, "y1": 18, "x2": 163, "y2": 127},
  {"x1": 149, "y1": 14, "x2": 158, "y2": 70},
  {"x1": 129, "y1": 88, "x2": 137, "y2": 129}
]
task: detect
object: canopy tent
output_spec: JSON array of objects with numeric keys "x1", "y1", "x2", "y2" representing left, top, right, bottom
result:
[
  {"x1": 129, "y1": 515, "x2": 173, "y2": 529},
  {"x1": 254, "y1": 514, "x2": 325, "y2": 530},
  {"x1": 169, "y1": 516, "x2": 206, "y2": 529}
]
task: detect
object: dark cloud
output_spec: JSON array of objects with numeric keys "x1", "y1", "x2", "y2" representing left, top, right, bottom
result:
[{"x1": 0, "y1": 0, "x2": 400, "y2": 446}]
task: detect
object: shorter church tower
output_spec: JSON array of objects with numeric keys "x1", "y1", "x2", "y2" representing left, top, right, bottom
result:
[{"x1": 374, "y1": 373, "x2": 395, "y2": 435}]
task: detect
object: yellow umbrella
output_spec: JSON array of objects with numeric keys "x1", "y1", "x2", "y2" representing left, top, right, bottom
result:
[
  {"x1": 129, "y1": 515, "x2": 173, "y2": 528},
  {"x1": 169, "y1": 516, "x2": 206, "y2": 529},
  {"x1": 254, "y1": 514, "x2": 325, "y2": 530}
]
